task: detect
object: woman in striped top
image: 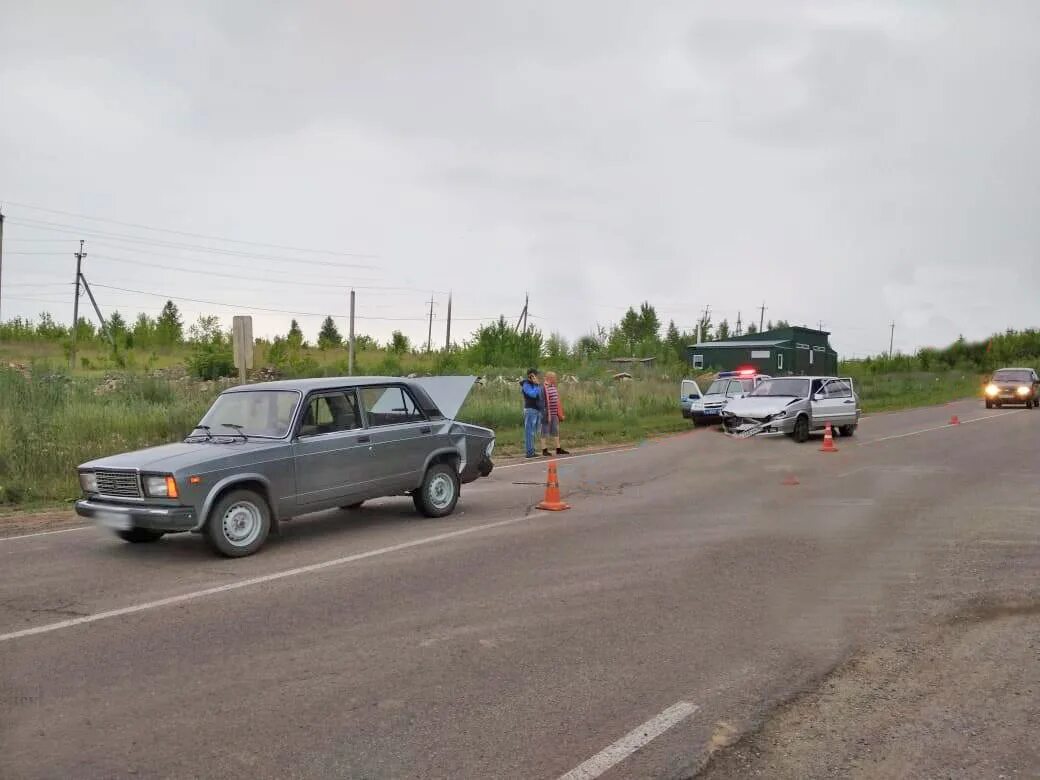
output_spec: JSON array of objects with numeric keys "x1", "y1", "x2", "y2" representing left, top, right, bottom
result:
[{"x1": 541, "y1": 371, "x2": 570, "y2": 456}]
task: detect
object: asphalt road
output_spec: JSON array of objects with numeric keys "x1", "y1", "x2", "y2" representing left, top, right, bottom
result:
[{"x1": 1, "y1": 399, "x2": 1038, "y2": 779}]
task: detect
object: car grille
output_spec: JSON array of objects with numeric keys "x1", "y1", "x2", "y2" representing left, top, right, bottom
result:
[{"x1": 95, "y1": 470, "x2": 142, "y2": 498}]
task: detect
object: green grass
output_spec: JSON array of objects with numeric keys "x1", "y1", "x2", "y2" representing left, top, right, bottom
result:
[{"x1": 0, "y1": 364, "x2": 990, "y2": 511}]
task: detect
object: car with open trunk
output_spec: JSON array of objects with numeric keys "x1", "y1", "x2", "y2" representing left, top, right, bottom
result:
[{"x1": 75, "y1": 376, "x2": 495, "y2": 557}]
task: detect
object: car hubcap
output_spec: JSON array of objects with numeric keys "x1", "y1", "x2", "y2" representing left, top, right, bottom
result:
[
  {"x1": 222, "y1": 501, "x2": 262, "y2": 547},
  {"x1": 429, "y1": 474, "x2": 454, "y2": 509}
]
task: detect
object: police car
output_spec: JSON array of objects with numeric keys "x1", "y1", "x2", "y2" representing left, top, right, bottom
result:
[{"x1": 684, "y1": 369, "x2": 772, "y2": 426}]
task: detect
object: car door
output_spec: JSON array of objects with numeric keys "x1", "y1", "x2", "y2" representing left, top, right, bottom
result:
[
  {"x1": 681, "y1": 379, "x2": 702, "y2": 403},
  {"x1": 811, "y1": 379, "x2": 854, "y2": 428},
  {"x1": 809, "y1": 378, "x2": 838, "y2": 428},
  {"x1": 358, "y1": 384, "x2": 433, "y2": 493},
  {"x1": 292, "y1": 389, "x2": 370, "y2": 507}
]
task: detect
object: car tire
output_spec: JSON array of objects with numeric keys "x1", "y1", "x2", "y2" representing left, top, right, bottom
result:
[
  {"x1": 413, "y1": 463, "x2": 460, "y2": 518},
  {"x1": 839, "y1": 424, "x2": 857, "y2": 437},
  {"x1": 793, "y1": 415, "x2": 810, "y2": 443},
  {"x1": 116, "y1": 528, "x2": 164, "y2": 543},
  {"x1": 985, "y1": 400, "x2": 993, "y2": 409},
  {"x1": 205, "y1": 489, "x2": 271, "y2": 558}
]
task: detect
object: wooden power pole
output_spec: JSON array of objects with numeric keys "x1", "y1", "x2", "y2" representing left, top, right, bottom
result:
[{"x1": 70, "y1": 240, "x2": 86, "y2": 370}]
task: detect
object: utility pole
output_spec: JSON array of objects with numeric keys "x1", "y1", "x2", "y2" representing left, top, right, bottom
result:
[
  {"x1": 759, "y1": 301, "x2": 766, "y2": 333},
  {"x1": 444, "y1": 292, "x2": 452, "y2": 351},
  {"x1": 515, "y1": 293, "x2": 529, "y2": 334},
  {"x1": 347, "y1": 289, "x2": 356, "y2": 375},
  {"x1": 70, "y1": 240, "x2": 86, "y2": 370},
  {"x1": 426, "y1": 294, "x2": 437, "y2": 353},
  {"x1": 78, "y1": 274, "x2": 112, "y2": 347},
  {"x1": 0, "y1": 206, "x2": 5, "y2": 323},
  {"x1": 817, "y1": 320, "x2": 825, "y2": 331},
  {"x1": 735, "y1": 311, "x2": 742, "y2": 337},
  {"x1": 699, "y1": 305, "x2": 711, "y2": 343},
  {"x1": 889, "y1": 321, "x2": 895, "y2": 359}
]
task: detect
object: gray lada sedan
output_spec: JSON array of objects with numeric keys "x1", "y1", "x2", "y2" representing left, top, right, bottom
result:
[{"x1": 75, "y1": 376, "x2": 495, "y2": 557}]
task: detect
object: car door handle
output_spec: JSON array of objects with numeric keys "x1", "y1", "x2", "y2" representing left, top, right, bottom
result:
[
  {"x1": 420, "y1": 426, "x2": 432, "y2": 434},
  {"x1": 357, "y1": 435, "x2": 371, "y2": 443},
  {"x1": 843, "y1": 400, "x2": 855, "y2": 404}
]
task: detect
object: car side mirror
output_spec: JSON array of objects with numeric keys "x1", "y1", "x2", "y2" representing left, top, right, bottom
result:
[
  {"x1": 689, "y1": 393, "x2": 700, "y2": 400},
  {"x1": 813, "y1": 392, "x2": 825, "y2": 401}
]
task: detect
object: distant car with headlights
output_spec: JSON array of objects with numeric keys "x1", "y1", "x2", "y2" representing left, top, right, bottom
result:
[
  {"x1": 687, "y1": 370, "x2": 772, "y2": 425},
  {"x1": 75, "y1": 376, "x2": 495, "y2": 558},
  {"x1": 984, "y1": 367, "x2": 1040, "y2": 409},
  {"x1": 721, "y1": 375, "x2": 860, "y2": 442}
]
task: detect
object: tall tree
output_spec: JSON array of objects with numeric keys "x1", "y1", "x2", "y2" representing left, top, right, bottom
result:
[
  {"x1": 618, "y1": 307, "x2": 642, "y2": 351},
  {"x1": 388, "y1": 330, "x2": 411, "y2": 354},
  {"x1": 155, "y1": 301, "x2": 183, "y2": 345},
  {"x1": 287, "y1": 319, "x2": 305, "y2": 349},
  {"x1": 317, "y1": 316, "x2": 343, "y2": 349},
  {"x1": 716, "y1": 319, "x2": 731, "y2": 340},
  {"x1": 746, "y1": 322, "x2": 759, "y2": 335},
  {"x1": 637, "y1": 302, "x2": 660, "y2": 342}
]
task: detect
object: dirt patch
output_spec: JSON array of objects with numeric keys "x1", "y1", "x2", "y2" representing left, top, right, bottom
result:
[
  {"x1": 695, "y1": 597, "x2": 1040, "y2": 779},
  {"x1": 0, "y1": 508, "x2": 83, "y2": 538}
]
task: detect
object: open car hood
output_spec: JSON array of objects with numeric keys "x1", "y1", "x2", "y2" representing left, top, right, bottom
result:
[{"x1": 412, "y1": 375, "x2": 477, "y2": 420}]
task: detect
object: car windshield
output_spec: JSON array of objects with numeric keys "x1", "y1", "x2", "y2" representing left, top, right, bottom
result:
[
  {"x1": 750, "y1": 378, "x2": 810, "y2": 398},
  {"x1": 993, "y1": 370, "x2": 1031, "y2": 382},
  {"x1": 705, "y1": 379, "x2": 729, "y2": 395},
  {"x1": 197, "y1": 390, "x2": 301, "y2": 439}
]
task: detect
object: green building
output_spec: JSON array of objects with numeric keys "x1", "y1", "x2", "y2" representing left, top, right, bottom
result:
[{"x1": 688, "y1": 326, "x2": 839, "y2": 376}]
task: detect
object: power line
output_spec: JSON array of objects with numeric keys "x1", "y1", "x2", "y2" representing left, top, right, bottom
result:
[
  {"x1": 6, "y1": 217, "x2": 378, "y2": 269},
  {"x1": 1, "y1": 199, "x2": 379, "y2": 259},
  {"x1": 87, "y1": 283, "x2": 505, "y2": 322}
]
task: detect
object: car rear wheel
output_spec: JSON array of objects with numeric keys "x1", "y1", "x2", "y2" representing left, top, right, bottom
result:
[
  {"x1": 839, "y1": 424, "x2": 857, "y2": 437},
  {"x1": 116, "y1": 528, "x2": 164, "y2": 543},
  {"x1": 985, "y1": 400, "x2": 993, "y2": 409},
  {"x1": 792, "y1": 416, "x2": 810, "y2": 443},
  {"x1": 413, "y1": 463, "x2": 460, "y2": 518},
  {"x1": 205, "y1": 489, "x2": 271, "y2": 558}
]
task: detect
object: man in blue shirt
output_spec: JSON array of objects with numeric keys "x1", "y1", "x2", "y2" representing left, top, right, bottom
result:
[{"x1": 520, "y1": 368, "x2": 545, "y2": 458}]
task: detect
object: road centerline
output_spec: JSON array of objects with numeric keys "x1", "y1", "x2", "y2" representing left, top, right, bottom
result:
[
  {"x1": 0, "y1": 512, "x2": 540, "y2": 643},
  {"x1": 557, "y1": 701, "x2": 699, "y2": 780}
]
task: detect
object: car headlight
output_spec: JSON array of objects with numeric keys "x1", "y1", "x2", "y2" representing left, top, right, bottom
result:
[
  {"x1": 1017, "y1": 386, "x2": 1030, "y2": 396},
  {"x1": 79, "y1": 471, "x2": 98, "y2": 493},
  {"x1": 985, "y1": 384, "x2": 999, "y2": 396},
  {"x1": 772, "y1": 411, "x2": 788, "y2": 420},
  {"x1": 143, "y1": 474, "x2": 179, "y2": 499},
  {"x1": 485, "y1": 439, "x2": 495, "y2": 458}
]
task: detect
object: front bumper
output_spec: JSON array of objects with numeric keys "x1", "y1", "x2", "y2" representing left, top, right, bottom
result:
[
  {"x1": 75, "y1": 499, "x2": 197, "y2": 532},
  {"x1": 722, "y1": 415, "x2": 796, "y2": 436},
  {"x1": 691, "y1": 407, "x2": 727, "y2": 424}
]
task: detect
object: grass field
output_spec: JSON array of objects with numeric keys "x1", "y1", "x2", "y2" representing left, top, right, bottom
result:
[{"x1": 0, "y1": 365, "x2": 986, "y2": 510}]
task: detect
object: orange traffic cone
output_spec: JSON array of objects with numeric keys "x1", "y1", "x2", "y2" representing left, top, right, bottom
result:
[
  {"x1": 536, "y1": 461, "x2": 570, "y2": 511},
  {"x1": 781, "y1": 474, "x2": 800, "y2": 486},
  {"x1": 949, "y1": 414, "x2": 960, "y2": 425},
  {"x1": 820, "y1": 422, "x2": 838, "y2": 453}
]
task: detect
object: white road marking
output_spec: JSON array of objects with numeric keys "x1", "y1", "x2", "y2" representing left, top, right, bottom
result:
[
  {"x1": 494, "y1": 446, "x2": 638, "y2": 471},
  {"x1": 558, "y1": 701, "x2": 699, "y2": 780},
  {"x1": 0, "y1": 525, "x2": 91, "y2": 542},
  {"x1": 859, "y1": 410, "x2": 1021, "y2": 446},
  {"x1": 0, "y1": 513, "x2": 536, "y2": 644}
]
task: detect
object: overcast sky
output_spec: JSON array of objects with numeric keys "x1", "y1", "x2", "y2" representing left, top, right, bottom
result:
[{"x1": 2, "y1": 0, "x2": 1038, "y2": 357}]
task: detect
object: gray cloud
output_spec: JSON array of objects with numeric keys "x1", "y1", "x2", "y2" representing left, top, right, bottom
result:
[{"x1": 1, "y1": 1, "x2": 1038, "y2": 356}]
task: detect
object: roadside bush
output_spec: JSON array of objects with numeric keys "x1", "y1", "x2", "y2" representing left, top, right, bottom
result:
[{"x1": 187, "y1": 344, "x2": 235, "y2": 380}]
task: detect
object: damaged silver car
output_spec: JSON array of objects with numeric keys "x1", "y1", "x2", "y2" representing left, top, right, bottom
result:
[
  {"x1": 721, "y1": 376, "x2": 860, "y2": 442},
  {"x1": 75, "y1": 376, "x2": 495, "y2": 557}
]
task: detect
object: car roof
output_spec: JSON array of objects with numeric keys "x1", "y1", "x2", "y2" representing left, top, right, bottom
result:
[
  {"x1": 223, "y1": 376, "x2": 414, "y2": 393},
  {"x1": 993, "y1": 367, "x2": 1033, "y2": 372}
]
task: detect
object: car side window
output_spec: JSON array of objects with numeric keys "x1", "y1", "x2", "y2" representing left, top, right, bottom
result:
[
  {"x1": 299, "y1": 391, "x2": 361, "y2": 437},
  {"x1": 727, "y1": 382, "x2": 744, "y2": 398},
  {"x1": 825, "y1": 380, "x2": 852, "y2": 399},
  {"x1": 811, "y1": 379, "x2": 826, "y2": 397},
  {"x1": 360, "y1": 385, "x2": 427, "y2": 427}
]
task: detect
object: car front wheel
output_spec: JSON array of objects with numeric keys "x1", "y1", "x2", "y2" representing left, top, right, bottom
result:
[
  {"x1": 413, "y1": 463, "x2": 460, "y2": 518},
  {"x1": 205, "y1": 489, "x2": 271, "y2": 558},
  {"x1": 116, "y1": 528, "x2": 164, "y2": 543},
  {"x1": 839, "y1": 424, "x2": 857, "y2": 437},
  {"x1": 792, "y1": 416, "x2": 810, "y2": 443}
]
